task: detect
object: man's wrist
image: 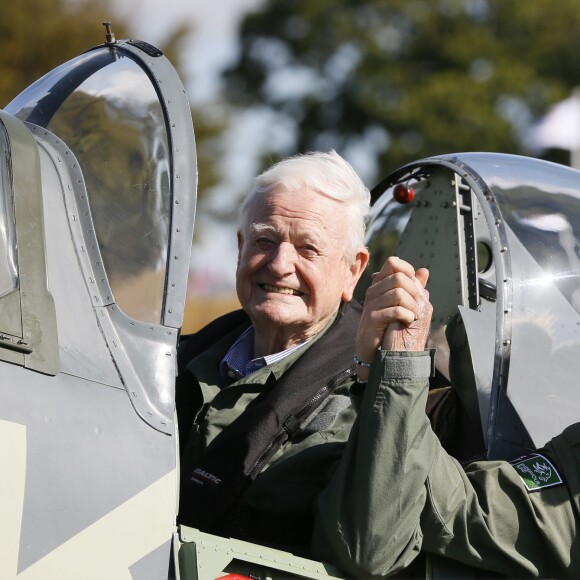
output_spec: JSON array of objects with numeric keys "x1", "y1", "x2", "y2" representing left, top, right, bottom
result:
[
  {"x1": 376, "y1": 349, "x2": 433, "y2": 380},
  {"x1": 353, "y1": 354, "x2": 373, "y2": 368}
]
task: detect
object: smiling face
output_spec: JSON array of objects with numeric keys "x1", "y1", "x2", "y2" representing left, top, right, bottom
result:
[{"x1": 236, "y1": 186, "x2": 368, "y2": 356}]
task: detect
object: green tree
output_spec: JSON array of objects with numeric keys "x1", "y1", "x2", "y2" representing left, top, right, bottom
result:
[
  {"x1": 0, "y1": 0, "x2": 128, "y2": 106},
  {"x1": 225, "y1": 0, "x2": 580, "y2": 181},
  {"x1": 0, "y1": 0, "x2": 223, "y2": 197}
]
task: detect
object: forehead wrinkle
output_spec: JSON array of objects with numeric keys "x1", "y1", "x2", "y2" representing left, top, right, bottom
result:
[
  {"x1": 250, "y1": 221, "x2": 331, "y2": 248},
  {"x1": 260, "y1": 190, "x2": 335, "y2": 226},
  {"x1": 248, "y1": 196, "x2": 348, "y2": 250}
]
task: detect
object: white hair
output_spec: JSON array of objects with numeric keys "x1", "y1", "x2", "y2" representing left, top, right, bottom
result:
[{"x1": 238, "y1": 150, "x2": 371, "y2": 261}]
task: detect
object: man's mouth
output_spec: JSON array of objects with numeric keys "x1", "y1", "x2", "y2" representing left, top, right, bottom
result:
[{"x1": 260, "y1": 283, "x2": 304, "y2": 296}]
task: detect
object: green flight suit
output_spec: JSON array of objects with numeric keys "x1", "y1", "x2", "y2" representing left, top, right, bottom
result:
[{"x1": 312, "y1": 350, "x2": 580, "y2": 578}]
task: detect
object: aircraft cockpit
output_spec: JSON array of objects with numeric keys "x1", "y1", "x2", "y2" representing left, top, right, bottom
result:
[
  {"x1": 366, "y1": 153, "x2": 580, "y2": 462},
  {"x1": 0, "y1": 31, "x2": 196, "y2": 578},
  {"x1": 3, "y1": 33, "x2": 196, "y2": 429},
  {"x1": 5, "y1": 34, "x2": 196, "y2": 328}
]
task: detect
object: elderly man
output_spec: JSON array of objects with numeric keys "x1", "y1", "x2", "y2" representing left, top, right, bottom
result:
[
  {"x1": 176, "y1": 150, "x2": 428, "y2": 557},
  {"x1": 177, "y1": 150, "x2": 370, "y2": 550}
]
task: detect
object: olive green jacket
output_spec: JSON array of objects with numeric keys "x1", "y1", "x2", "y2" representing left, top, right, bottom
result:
[
  {"x1": 181, "y1": 314, "x2": 358, "y2": 553},
  {"x1": 312, "y1": 350, "x2": 580, "y2": 578}
]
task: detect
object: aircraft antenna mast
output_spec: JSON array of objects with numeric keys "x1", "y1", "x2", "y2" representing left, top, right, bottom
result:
[{"x1": 102, "y1": 21, "x2": 116, "y2": 45}]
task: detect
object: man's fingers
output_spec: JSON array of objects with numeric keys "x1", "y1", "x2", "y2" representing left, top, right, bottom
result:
[
  {"x1": 366, "y1": 270, "x2": 422, "y2": 310},
  {"x1": 363, "y1": 258, "x2": 429, "y2": 331},
  {"x1": 373, "y1": 256, "x2": 416, "y2": 284},
  {"x1": 358, "y1": 261, "x2": 434, "y2": 356},
  {"x1": 368, "y1": 287, "x2": 419, "y2": 318},
  {"x1": 415, "y1": 267, "x2": 429, "y2": 289}
]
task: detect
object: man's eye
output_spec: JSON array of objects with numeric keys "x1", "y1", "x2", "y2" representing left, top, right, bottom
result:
[
  {"x1": 301, "y1": 244, "x2": 318, "y2": 256},
  {"x1": 255, "y1": 237, "x2": 275, "y2": 250}
]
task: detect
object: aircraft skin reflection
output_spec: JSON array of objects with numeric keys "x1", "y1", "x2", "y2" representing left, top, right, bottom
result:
[
  {"x1": 5, "y1": 24, "x2": 580, "y2": 580},
  {"x1": 0, "y1": 28, "x2": 194, "y2": 580}
]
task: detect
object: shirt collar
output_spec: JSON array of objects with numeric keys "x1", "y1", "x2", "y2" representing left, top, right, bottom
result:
[{"x1": 221, "y1": 325, "x2": 310, "y2": 381}]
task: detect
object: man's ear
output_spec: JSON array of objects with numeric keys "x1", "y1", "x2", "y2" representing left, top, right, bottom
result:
[
  {"x1": 341, "y1": 248, "x2": 370, "y2": 302},
  {"x1": 237, "y1": 231, "x2": 243, "y2": 265}
]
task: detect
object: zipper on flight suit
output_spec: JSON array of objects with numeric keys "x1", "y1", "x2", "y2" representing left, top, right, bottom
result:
[{"x1": 249, "y1": 366, "x2": 355, "y2": 479}]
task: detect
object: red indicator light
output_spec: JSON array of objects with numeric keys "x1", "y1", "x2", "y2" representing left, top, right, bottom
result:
[{"x1": 393, "y1": 183, "x2": 415, "y2": 204}]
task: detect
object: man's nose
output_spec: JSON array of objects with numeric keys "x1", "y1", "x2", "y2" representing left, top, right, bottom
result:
[{"x1": 269, "y1": 242, "x2": 296, "y2": 276}]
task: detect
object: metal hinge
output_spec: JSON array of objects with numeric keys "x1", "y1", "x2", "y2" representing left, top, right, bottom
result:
[{"x1": 0, "y1": 333, "x2": 33, "y2": 354}]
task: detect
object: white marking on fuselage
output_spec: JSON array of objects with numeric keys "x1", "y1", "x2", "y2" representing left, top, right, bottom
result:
[
  {"x1": 0, "y1": 419, "x2": 26, "y2": 580},
  {"x1": 17, "y1": 470, "x2": 177, "y2": 579}
]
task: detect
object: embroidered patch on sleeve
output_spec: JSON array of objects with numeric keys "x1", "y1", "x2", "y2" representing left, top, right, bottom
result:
[{"x1": 510, "y1": 453, "x2": 563, "y2": 492}]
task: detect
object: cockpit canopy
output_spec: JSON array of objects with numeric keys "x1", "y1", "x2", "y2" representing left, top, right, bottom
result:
[
  {"x1": 6, "y1": 41, "x2": 188, "y2": 325},
  {"x1": 1, "y1": 38, "x2": 196, "y2": 433},
  {"x1": 367, "y1": 153, "x2": 580, "y2": 458}
]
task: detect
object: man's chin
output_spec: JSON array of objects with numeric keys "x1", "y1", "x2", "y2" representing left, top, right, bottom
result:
[{"x1": 247, "y1": 303, "x2": 305, "y2": 328}]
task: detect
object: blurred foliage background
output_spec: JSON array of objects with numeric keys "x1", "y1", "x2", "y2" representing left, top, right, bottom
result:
[
  {"x1": 2, "y1": 0, "x2": 580, "y2": 330},
  {"x1": 0, "y1": 0, "x2": 224, "y2": 197},
  {"x1": 225, "y1": 0, "x2": 580, "y2": 179}
]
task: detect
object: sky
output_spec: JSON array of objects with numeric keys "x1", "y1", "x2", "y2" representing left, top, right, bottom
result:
[
  {"x1": 116, "y1": 0, "x2": 263, "y2": 103},
  {"x1": 116, "y1": 0, "x2": 265, "y2": 293}
]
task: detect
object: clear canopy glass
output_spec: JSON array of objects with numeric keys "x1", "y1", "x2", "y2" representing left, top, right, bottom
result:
[
  {"x1": 6, "y1": 47, "x2": 171, "y2": 324},
  {"x1": 0, "y1": 125, "x2": 18, "y2": 298}
]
